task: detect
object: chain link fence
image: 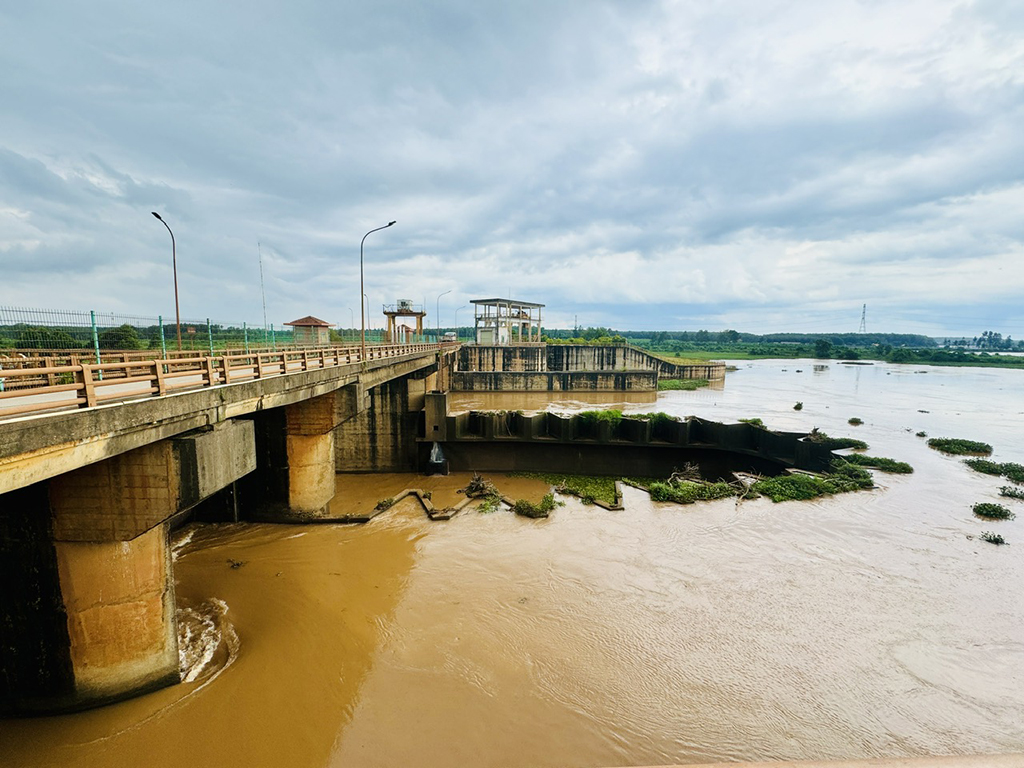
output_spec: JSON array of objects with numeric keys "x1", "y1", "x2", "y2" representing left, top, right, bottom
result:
[{"x1": 0, "y1": 306, "x2": 296, "y2": 358}]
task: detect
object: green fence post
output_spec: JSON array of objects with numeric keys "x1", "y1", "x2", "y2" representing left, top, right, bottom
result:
[
  {"x1": 159, "y1": 315, "x2": 167, "y2": 357},
  {"x1": 90, "y1": 310, "x2": 103, "y2": 381},
  {"x1": 207, "y1": 319, "x2": 214, "y2": 355},
  {"x1": 244, "y1": 322, "x2": 249, "y2": 354}
]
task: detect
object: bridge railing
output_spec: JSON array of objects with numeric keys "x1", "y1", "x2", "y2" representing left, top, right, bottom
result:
[{"x1": 0, "y1": 343, "x2": 455, "y2": 420}]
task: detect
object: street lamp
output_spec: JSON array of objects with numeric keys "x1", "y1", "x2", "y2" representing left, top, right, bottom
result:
[
  {"x1": 151, "y1": 212, "x2": 182, "y2": 351},
  {"x1": 360, "y1": 221, "x2": 396, "y2": 362},
  {"x1": 348, "y1": 307, "x2": 354, "y2": 344},
  {"x1": 454, "y1": 305, "x2": 467, "y2": 342},
  {"x1": 436, "y1": 290, "x2": 451, "y2": 343}
]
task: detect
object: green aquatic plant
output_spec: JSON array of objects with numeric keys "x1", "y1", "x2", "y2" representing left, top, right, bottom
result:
[
  {"x1": 793, "y1": 402, "x2": 803, "y2": 410},
  {"x1": 512, "y1": 493, "x2": 561, "y2": 519},
  {"x1": 508, "y1": 472, "x2": 619, "y2": 506},
  {"x1": 477, "y1": 492, "x2": 502, "y2": 514},
  {"x1": 750, "y1": 459, "x2": 873, "y2": 503},
  {"x1": 805, "y1": 429, "x2": 868, "y2": 451},
  {"x1": 972, "y1": 503, "x2": 1015, "y2": 520},
  {"x1": 647, "y1": 480, "x2": 736, "y2": 504},
  {"x1": 980, "y1": 531, "x2": 1007, "y2": 545},
  {"x1": 848, "y1": 417, "x2": 864, "y2": 426},
  {"x1": 915, "y1": 431, "x2": 927, "y2": 438},
  {"x1": 841, "y1": 454, "x2": 913, "y2": 474},
  {"x1": 1001, "y1": 462, "x2": 1024, "y2": 484},
  {"x1": 927, "y1": 437, "x2": 993, "y2": 456},
  {"x1": 964, "y1": 458, "x2": 1003, "y2": 475},
  {"x1": 1000, "y1": 486, "x2": 1024, "y2": 500}
]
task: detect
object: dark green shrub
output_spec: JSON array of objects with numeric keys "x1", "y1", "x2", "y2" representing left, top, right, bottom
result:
[
  {"x1": 980, "y1": 531, "x2": 1006, "y2": 545},
  {"x1": 793, "y1": 402, "x2": 803, "y2": 410},
  {"x1": 848, "y1": 417, "x2": 863, "y2": 426},
  {"x1": 1000, "y1": 486, "x2": 1024, "y2": 500}
]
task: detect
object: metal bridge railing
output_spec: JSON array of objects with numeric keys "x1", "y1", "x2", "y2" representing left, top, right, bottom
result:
[{"x1": 0, "y1": 343, "x2": 456, "y2": 421}]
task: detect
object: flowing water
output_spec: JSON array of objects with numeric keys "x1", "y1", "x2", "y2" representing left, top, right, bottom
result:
[{"x1": 2, "y1": 360, "x2": 1023, "y2": 767}]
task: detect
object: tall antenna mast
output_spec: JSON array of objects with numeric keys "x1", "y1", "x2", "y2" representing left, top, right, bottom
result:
[
  {"x1": 258, "y1": 241, "x2": 269, "y2": 343},
  {"x1": 858, "y1": 303, "x2": 867, "y2": 334}
]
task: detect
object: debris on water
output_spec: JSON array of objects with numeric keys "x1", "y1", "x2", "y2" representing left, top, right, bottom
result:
[{"x1": 227, "y1": 559, "x2": 246, "y2": 569}]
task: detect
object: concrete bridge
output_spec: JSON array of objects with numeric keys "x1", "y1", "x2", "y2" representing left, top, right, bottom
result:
[{"x1": 0, "y1": 343, "x2": 456, "y2": 714}]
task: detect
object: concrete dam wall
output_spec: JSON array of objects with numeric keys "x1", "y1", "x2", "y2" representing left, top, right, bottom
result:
[{"x1": 424, "y1": 406, "x2": 836, "y2": 478}]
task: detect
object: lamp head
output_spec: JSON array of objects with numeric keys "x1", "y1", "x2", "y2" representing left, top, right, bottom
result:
[
  {"x1": 387, "y1": 220, "x2": 396, "y2": 226},
  {"x1": 151, "y1": 211, "x2": 162, "y2": 220}
]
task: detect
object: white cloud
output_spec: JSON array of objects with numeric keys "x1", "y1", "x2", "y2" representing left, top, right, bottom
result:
[{"x1": 0, "y1": 0, "x2": 1021, "y2": 335}]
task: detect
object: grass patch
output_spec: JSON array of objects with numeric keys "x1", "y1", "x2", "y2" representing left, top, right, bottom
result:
[
  {"x1": 842, "y1": 454, "x2": 914, "y2": 474},
  {"x1": 927, "y1": 437, "x2": 993, "y2": 456},
  {"x1": 973, "y1": 503, "x2": 1015, "y2": 520},
  {"x1": 806, "y1": 429, "x2": 868, "y2": 451},
  {"x1": 751, "y1": 459, "x2": 873, "y2": 503},
  {"x1": 508, "y1": 472, "x2": 618, "y2": 506},
  {"x1": 738, "y1": 417, "x2": 765, "y2": 428},
  {"x1": 512, "y1": 493, "x2": 562, "y2": 519},
  {"x1": 980, "y1": 531, "x2": 1007, "y2": 545},
  {"x1": 1001, "y1": 486, "x2": 1024, "y2": 500},
  {"x1": 658, "y1": 378, "x2": 709, "y2": 391},
  {"x1": 576, "y1": 409, "x2": 624, "y2": 428},
  {"x1": 848, "y1": 417, "x2": 863, "y2": 426}
]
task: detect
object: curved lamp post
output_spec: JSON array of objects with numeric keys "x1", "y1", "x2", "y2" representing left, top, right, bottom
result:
[
  {"x1": 151, "y1": 212, "x2": 182, "y2": 351},
  {"x1": 360, "y1": 221, "x2": 396, "y2": 362},
  {"x1": 436, "y1": 289, "x2": 451, "y2": 343}
]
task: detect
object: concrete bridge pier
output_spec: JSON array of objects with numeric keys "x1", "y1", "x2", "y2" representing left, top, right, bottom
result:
[
  {"x1": 0, "y1": 420, "x2": 256, "y2": 714},
  {"x1": 243, "y1": 391, "x2": 347, "y2": 522}
]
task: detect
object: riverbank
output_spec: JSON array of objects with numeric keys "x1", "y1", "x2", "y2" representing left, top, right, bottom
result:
[{"x1": 652, "y1": 348, "x2": 1024, "y2": 369}]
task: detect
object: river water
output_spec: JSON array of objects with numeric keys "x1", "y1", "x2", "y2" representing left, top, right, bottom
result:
[{"x1": 2, "y1": 359, "x2": 1023, "y2": 767}]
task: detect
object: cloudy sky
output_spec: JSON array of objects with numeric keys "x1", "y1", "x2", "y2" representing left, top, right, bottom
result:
[{"x1": 1, "y1": 0, "x2": 1022, "y2": 336}]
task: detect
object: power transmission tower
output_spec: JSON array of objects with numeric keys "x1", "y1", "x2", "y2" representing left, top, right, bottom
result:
[{"x1": 858, "y1": 304, "x2": 867, "y2": 334}]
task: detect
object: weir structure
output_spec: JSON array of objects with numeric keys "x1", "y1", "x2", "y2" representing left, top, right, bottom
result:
[
  {"x1": 453, "y1": 344, "x2": 724, "y2": 392},
  {"x1": 0, "y1": 343, "x2": 457, "y2": 714}
]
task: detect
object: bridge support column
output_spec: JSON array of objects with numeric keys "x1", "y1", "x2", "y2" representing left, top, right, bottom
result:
[
  {"x1": 244, "y1": 393, "x2": 341, "y2": 521},
  {"x1": 0, "y1": 421, "x2": 256, "y2": 714}
]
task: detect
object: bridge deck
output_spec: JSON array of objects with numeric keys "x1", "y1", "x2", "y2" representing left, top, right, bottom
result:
[{"x1": 0, "y1": 343, "x2": 448, "y2": 421}]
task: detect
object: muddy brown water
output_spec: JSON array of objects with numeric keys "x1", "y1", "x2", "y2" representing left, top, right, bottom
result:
[{"x1": 2, "y1": 360, "x2": 1023, "y2": 767}]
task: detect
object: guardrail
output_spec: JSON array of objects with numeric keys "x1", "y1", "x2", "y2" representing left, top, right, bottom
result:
[{"x1": 0, "y1": 343, "x2": 454, "y2": 420}]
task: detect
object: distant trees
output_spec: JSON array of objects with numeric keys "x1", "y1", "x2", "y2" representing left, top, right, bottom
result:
[
  {"x1": 814, "y1": 339, "x2": 833, "y2": 359},
  {"x1": 15, "y1": 326, "x2": 79, "y2": 349},
  {"x1": 98, "y1": 324, "x2": 141, "y2": 350}
]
